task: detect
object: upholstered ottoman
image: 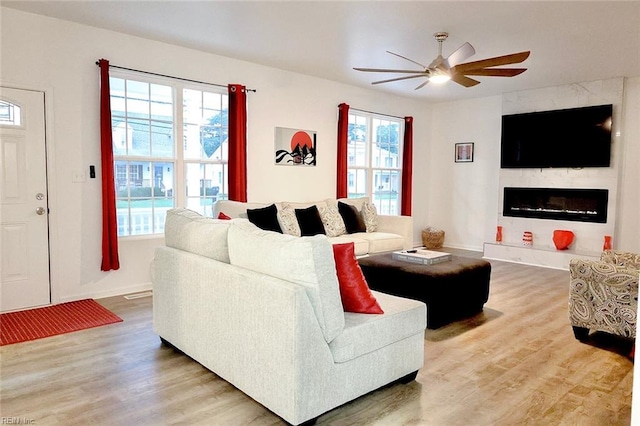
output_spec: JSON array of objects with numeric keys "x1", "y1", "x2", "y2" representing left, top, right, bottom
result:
[{"x1": 358, "y1": 253, "x2": 491, "y2": 329}]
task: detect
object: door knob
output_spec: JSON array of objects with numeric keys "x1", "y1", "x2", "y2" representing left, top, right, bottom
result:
[{"x1": 36, "y1": 207, "x2": 46, "y2": 215}]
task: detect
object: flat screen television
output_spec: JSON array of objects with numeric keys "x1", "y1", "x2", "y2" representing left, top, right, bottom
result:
[{"x1": 501, "y1": 104, "x2": 612, "y2": 168}]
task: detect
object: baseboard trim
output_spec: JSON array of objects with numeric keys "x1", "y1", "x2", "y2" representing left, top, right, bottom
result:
[{"x1": 60, "y1": 282, "x2": 153, "y2": 303}]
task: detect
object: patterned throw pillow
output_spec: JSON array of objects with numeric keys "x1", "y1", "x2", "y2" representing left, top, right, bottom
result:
[
  {"x1": 362, "y1": 201, "x2": 378, "y2": 232},
  {"x1": 277, "y1": 204, "x2": 301, "y2": 237},
  {"x1": 319, "y1": 205, "x2": 347, "y2": 237}
]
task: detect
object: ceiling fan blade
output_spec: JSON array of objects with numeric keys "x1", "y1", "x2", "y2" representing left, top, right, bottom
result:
[
  {"x1": 414, "y1": 80, "x2": 430, "y2": 90},
  {"x1": 372, "y1": 74, "x2": 428, "y2": 85},
  {"x1": 450, "y1": 73, "x2": 481, "y2": 87},
  {"x1": 461, "y1": 68, "x2": 527, "y2": 77},
  {"x1": 444, "y1": 42, "x2": 476, "y2": 68},
  {"x1": 353, "y1": 67, "x2": 427, "y2": 74},
  {"x1": 453, "y1": 51, "x2": 531, "y2": 73},
  {"x1": 386, "y1": 50, "x2": 428, "y2": 69}
]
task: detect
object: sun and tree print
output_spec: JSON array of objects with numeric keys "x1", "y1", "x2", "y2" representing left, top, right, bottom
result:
[{"x1": 275, "y1": 127, "x2": 317, "y2": 166}]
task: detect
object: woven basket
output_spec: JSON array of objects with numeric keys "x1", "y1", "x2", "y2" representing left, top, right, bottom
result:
[{"x1": 422, "y1": 227, "x2": 445, "y2": 249}]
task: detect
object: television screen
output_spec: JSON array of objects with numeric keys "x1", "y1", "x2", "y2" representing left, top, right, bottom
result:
[{"x1": 501, "y1": 104, "x2": 612, "y2": 168}]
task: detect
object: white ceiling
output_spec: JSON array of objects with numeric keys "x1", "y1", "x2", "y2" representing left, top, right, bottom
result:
[{"x1": 3, "y1": 1, "x2": 640, "y2": 102}]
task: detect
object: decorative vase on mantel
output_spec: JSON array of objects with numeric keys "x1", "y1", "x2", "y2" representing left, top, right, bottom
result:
[
  {"x1": 603, "y1": 235, "x2": 612, "y2": 251},
  {"x1": 553, "y1": 230, "x2": 575, "y2": 250},
  {"x1": 522, "y1": 231, "x2": 533, "y2": 246},
  {"x1": 496, "y1": 226, "x2": 503, "y2": 243}
]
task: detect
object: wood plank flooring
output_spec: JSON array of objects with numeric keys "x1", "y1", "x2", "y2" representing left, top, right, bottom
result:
[{"x1": 0, "y1": 256, "x2": 633, "y2": 425}]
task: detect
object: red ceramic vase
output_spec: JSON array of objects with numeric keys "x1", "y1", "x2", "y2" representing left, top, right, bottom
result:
[{"x1": 553, "y1": 230, "x2": 574, "y2": 250}]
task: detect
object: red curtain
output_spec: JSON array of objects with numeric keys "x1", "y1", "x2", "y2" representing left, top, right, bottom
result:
[
  {"x1": 228, "y1": 84, "x2": 247, "y2": 202},
  {"x1": 98, "y1": 59, "x2": 120, "y2": 271},
  {"x1": 336, "y1": 103, "x2": 350, "y2": 199},
  {"x1": 401, "y1": 116, "x2": 413, "y2": 216}
]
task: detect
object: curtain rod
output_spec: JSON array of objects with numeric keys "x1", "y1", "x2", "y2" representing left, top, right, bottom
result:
[
  {"x1": 351, "y1": 107, "x2": 404, "y2": 120},
  {"x1": 95, "y1": 61, "x2": 256, "y2": 92}
]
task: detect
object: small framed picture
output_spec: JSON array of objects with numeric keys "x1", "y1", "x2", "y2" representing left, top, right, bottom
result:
[{"x1": 455, "y1": 142, "x2": 474, "y2": 163}]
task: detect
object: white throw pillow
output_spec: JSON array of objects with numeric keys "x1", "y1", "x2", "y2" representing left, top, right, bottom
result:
[
  {"x1": 318, "y1": 204, "x2": 347, "y2": 237},
  {"x1": 362, "y1": 201, "x2": 379, "y2": 232},
  {"x1": 277, "y1": 204, "x2": 302, "y2": 236}
]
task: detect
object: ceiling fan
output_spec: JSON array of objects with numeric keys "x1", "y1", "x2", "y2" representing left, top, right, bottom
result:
[{"x1": 354, "y1": 32, "x2": 530, "y2": 90}]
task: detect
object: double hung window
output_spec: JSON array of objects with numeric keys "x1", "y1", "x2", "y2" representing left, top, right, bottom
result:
[
  {"x1": 110, "y1": 72, "x2": 228, "y2": 237},
  {"x1": 347, "y1": 110, "x2": 403, "y2": 215}
]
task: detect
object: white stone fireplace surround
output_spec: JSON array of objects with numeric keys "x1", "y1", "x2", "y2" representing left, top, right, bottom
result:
[{"x1": 484, "y1": 78, "x2": 624, "y2": 270}]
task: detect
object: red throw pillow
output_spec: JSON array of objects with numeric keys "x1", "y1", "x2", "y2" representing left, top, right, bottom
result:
[
  {"x1": 217, "y1": 212, "x2": 231, "y2": 220},
  {"x1": 332, "y1": 242, "x2": 383, "y2": 314}
]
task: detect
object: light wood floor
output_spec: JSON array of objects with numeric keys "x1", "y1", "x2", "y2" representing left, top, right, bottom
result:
[{"x1": 1, "y1": 256, "x2": 634, "y2": 425}]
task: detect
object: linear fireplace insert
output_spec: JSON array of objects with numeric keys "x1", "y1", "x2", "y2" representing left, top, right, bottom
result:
[{"x1": 503, "y1": 187, "x2": 608, "y2": 223}]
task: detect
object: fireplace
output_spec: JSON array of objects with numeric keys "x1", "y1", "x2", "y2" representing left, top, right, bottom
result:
[{"x1": 503, "y1": 187, "x2": 608, "y2": 223}]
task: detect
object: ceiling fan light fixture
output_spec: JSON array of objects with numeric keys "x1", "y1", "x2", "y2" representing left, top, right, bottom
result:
[
  {"x1": 353, "y1": 32, "x2": 530, "y2": 90},
  {"x1": 429, "y1": 72, "x2": 451, "y2": 84}
]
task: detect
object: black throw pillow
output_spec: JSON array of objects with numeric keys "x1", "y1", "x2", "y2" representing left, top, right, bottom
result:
[
  {"x1": 295, "y1": 206, "x2": 326, "y2": 236},
  {"x1": 246, "y1": 204, "x2": 282, "y2": 233},
  {"x1": 338, "y1": 202, "x2": 366, "y2": 234}
]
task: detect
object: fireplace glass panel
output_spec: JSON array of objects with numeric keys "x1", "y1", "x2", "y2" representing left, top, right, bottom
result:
[{"x1": 503, "y1": 187, "x2": 608, "y2": 223}]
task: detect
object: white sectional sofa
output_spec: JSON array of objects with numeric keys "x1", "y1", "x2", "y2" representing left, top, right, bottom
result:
[
  {"x1": 213, "y1": 198, "x2": 413, "y2": 256},
  {"x1": 152, "y1": 209, "x2": 426, "y2": 425}
]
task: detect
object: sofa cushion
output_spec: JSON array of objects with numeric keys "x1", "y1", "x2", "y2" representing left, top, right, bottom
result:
[
  {"x1": 277, "y1": 204, "x2": 302, "y2": 237},
  {"x1": 295, "y1": 205, "x2": 326, "y2": 236},
  {"x1": 227, "y1": 220, "x2": 345, "y2": 343},
  {"x1": 247, "y1": 204, "x2": 283, "y2": 233},
  {"x1": 332, "y1": 243, "x2": 383, "y2": 314},
  {"x1": 164, "y1": 208, "x2": 232, "y2": 263},
  {"x1": 318, "y1": 204, "x2": 347, "y2": 237},
  {"x1": 280, "y1": 199, "x2": 329, "y2": 211},
  {"x1": 327, "y1": 235, "x2": 370, "y2": 256},
  {"x1": 217, "y1": 211, "x2": 231, "y2": 220},
  {"x1": 328, "y1": 291, "x2": 426, "y2": 363},
  {"x1": 356, "y1": 232, "x2": 405, "y2": 253},
  {"x1": 338, "y1": 202, "x2": 366, "y2": 234}
]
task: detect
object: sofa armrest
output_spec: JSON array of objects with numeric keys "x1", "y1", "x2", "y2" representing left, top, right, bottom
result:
[
  {"x1": 569, "y1": 258, "x2": 639, "y2": 337},
  {"x1": 152, "y1": 247, "x2": 336, "y2": 424},
  {"x1": 213, "y1": 199, "x2": 267, "y2": 218},
  {"x1": 376, "y1": 215, "x2": 413, "y2": 250}
]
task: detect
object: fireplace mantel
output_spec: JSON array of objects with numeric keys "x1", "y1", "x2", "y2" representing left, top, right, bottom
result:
[{"x1": 483, "y1": 242, "x2": 600, "y2": 270}]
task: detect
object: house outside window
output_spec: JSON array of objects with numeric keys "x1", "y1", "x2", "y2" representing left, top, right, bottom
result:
[
  {"x1": 110, "y1": 72, "x2": 228, "y2": 237},
  {"x1": 347, "y1": 111, "x2": 402, "y2": 215}
]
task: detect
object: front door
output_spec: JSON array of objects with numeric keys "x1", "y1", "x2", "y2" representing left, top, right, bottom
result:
[{"x1": 0, "y1": 87, "x2": 51, "y2": 312}]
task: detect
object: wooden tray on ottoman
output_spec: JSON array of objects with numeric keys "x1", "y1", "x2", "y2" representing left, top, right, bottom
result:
[{"x1": 358, "y1": 253, "x2": 491, "y2": 329}]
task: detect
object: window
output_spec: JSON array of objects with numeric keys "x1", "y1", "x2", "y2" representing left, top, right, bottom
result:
[
  {"x1": 110, "y1": 72, "x2": 229, "y2": 237},
  {"x1": 347, "y1": 111, "x2": 403, "y2": 215},
  {"x1": 0, "y1": 100, "x2": 21, "y2": 126}
]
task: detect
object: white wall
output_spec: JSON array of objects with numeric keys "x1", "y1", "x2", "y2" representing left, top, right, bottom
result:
[
  {"x1": 420, "y1": 96, "x2": 502, "y2": 251},
  {"x1": 426, "y1": 80, "x2": 639, "y2": 254},
  {"x1": 0, "y1": 8, "x2": 429, "y2": 302},
  {"x1": 618, "y1": 77, "x2": 640, "y2": 253},
  {"x1": 498, "y1": 78, "x2": 623, "y2": 254}
]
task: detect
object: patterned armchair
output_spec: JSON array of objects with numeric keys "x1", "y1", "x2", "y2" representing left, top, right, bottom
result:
[{"x1": 569, "y1": 250, "x2": 640, "y2": 340}]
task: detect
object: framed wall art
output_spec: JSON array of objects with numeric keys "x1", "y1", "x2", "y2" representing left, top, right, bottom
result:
[
  {"x1": 455, "y1": 142, "x2": 474, "y2": 163},
  {"x1": 274, "y1": 127, "x2": 317, "y2": 166}
]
